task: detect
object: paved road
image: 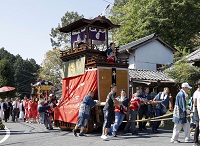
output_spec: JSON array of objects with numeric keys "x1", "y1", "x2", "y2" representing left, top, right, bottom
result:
[{"x1": 0, "y1": 120, "x2": 194, "y2": 146}]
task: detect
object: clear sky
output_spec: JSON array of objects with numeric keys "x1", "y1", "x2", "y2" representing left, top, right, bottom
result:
[{"x1": 0, "y1": 0, "x2": 114, "y2": 65}]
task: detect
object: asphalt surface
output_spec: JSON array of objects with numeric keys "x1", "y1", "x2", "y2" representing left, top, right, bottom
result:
[{"x1": 0, "y1": 120, "x2": 195, "y2": 146}]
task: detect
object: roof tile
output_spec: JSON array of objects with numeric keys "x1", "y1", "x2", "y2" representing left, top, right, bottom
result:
[
  {"x1": 129, "y1": 69, "x2": 173, "y2": 81},
  {"x1": 186, "y1": 48, "x2": 200, "y2": 62}
]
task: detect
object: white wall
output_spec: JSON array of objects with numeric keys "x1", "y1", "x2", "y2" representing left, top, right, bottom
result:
[
  {"x1": 128, "y1": 40, "x2": 174, "y2": 70},
  {"x1": 128, "y1": 50, "x2": 135, "y2": 69}
]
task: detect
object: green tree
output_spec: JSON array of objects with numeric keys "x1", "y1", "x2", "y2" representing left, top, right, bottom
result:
[
  {"x1": 165, "y1": 59, "x2": 200, "y2": 92},
  {"x1": 0, "y1": 59, "x2": 14, "y2": 87},
  {"x1": 0, "y1": 48, "x2": 40, "y2": 97},
  {"x1": 50, "y1": 11, "x2": 84, "y2": 49},
  {"x1": 47, "y1": 11, "x2": 84, "y2": 91},
  {"x1": 0, "y1": 48, "x2": 16, "y2": 64},
  {"x1": 111, "y1": 0, "x2": 200, "y2": 51},
  {"x1": 0, "y1": 59, "x2": 15, "y2": 98},
  {"x1": 39, "y1": 48, "x2": 62, "y2": 91},
  {"x1": 13, "y1": 56, "x2": 40, "y2": 96}
]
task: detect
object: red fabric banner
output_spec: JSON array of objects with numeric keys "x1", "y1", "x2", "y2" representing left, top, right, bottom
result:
[{"x1": 54, "y1": 70, "x2": 97, "y2": 123}]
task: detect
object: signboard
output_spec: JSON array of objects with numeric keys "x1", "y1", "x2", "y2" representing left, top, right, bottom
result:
[{"x1": 62, "y1": 57, "x2": 85, "y2": 78}]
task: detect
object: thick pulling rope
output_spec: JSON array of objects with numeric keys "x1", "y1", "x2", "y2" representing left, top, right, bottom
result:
[
  {"x1": 149, "y1": 118, "x2": 172, "y2": 122},
  {"x1": 127, "y1": 112, "x2": 173, "y2": 122}
]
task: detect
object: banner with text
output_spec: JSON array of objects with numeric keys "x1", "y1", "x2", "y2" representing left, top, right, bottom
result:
[{"x1": 54, "y1": 70, "x2": 97, "y2": 123}]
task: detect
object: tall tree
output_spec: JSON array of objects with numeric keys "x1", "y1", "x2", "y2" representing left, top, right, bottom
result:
[
  {"x1": 111, "y1": 0, "x2": 200, "y2": 52},
  {"x1": 39, "y1": 48, "x2": 62, "y2": 91},
  {"x1": 0, "y1": 48, "x2": 16, "y2": 64},
  {"x1": 0, "y1": 48, "x2": 40, "y2": 97},
  {"x1": 0, "y1": 59, "x2": 14, "y2": 87},
  {"x1": 0, "y1": 59, "x2": 15, "y2": 98},
  {"x1": 50, "y1": 11, "x2": 84, "y2": 49},
  {"x1": 14, "y1": 56, "x2": 40, "y2": 96}
]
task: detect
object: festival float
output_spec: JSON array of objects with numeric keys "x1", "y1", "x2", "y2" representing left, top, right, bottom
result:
[
  {"x1": 32, "y1": 80, "x2": 54, "y2": 98},
  {"x1": 54, "y1": 16, "x2": 129, "y2": 132}
]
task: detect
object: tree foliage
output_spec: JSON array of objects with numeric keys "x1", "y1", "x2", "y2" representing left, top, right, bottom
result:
[
  {"x1": 14, "y1": 56, "x2": 40, "y2": 96},
  {"x1": 0, "y1": 59, "x2": 15, "y2": 98},
  {"x1": 0, "y1": 48, "x2": 40, "y2": 98},
  {"x1": 165, "y1": 59, "x2": 200, "y2": 92},
  {"x1": 111, "y1": 0, "x2": 200, "y2": 51},
  {"x1": 50, "y1": 11, "x2": 84, "y2": 49},
  {"x1": 45, "y1": 11, "x2": 84, "y2": 91},
  {"x1": 39, "y1": 48, "x2": 62, "y2": 91},
  {"x1": 0, "y1": 59, "x2": 14, "y2": 87}
]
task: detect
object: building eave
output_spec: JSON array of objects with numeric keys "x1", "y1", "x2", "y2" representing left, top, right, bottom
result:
[{"x1": 118, "y1": 33, "x2": 176, "y2": 53}]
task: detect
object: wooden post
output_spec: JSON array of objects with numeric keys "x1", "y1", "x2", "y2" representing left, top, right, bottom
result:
[
  {"x1": 71, "y1": 31, "x2": 73, "y2": 49},
  {"x1": 106, "y1": 29, "x2": 108, "y2": 48},
  {"x1": 86, "y1": 27, "x2": 89, "y2": 46}
]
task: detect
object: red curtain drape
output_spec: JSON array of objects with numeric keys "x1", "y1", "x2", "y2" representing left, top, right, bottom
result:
[{"x1": 54, "y1": 70, "x2": 97, "y2": 123}]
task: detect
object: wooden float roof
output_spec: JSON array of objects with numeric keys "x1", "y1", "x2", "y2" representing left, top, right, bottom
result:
[{"x1": 59, "y1": 16, "x2": 120, "y2": 33}]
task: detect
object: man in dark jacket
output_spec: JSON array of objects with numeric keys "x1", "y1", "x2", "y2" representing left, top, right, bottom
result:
[
  {"x1": 3, "y1": 98, "x2": 10, "y2": 122},
  {"x1": 171, "y1": 83, "x2": 193, "y2": 143},
  {"x1": 138, "y1": 87, "x2": 151, "y2": 131},
  {"x1": 38, "y1": 100, "x2": 53, "y2": 130}
]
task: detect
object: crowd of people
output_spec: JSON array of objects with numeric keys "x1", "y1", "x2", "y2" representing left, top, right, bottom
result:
[
  {"x1": 1, "y1": 81, "x2": 200, "y2": 145},
  {"x1": 73, "y1": 82, "x2": 199, "y2": 145},
  {"x1": 0, "y1": 93, "x2": 58, "y2": 130},
  {"x1": 72, "y1": 84, "x2": 171, "y2": 139},
  {"x1": 99, "y1": 84, "x2": 171, "y2": 140}
]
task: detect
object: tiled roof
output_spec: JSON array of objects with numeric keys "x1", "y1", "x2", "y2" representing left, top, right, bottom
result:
[
  {"x1": 186, "y1": 48, "x2": 200, "y2": 62},
  {"x1": 118, "y1": 33, "x2": 175, "y2": 53},
  {"x1": 129, "y1": 69, "x2": 174, "y2": 82}
]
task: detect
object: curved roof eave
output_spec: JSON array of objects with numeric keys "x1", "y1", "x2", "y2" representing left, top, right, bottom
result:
[{"x1": 59, "y1": 16, "x2": 120, "y2": 33}]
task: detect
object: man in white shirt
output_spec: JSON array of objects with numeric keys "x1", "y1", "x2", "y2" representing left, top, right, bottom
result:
[{"x1": 12, "y1": 97, "x2": 20, "y2": 122}]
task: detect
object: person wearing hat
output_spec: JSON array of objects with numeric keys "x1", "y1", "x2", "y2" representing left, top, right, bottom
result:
[
  {"x1": 49, "y1": 93, "x2": 54, "y2": 99},
  {"x1": 193, "y1": 81, "x2": 200, "y2": 146},
  {"x1": 47, "y1": 94, "x2": 54, "y2": 104},
  {"x1": 171, "y1": 82, "x2": 193, "y2": 143},
  {"x1": 152, "y1": 87, "x2": 170, "y2": 133}
]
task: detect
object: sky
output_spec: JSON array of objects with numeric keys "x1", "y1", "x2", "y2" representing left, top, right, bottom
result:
[{"x1": 0, "y1": 0, "x2": 114, "y2": 65}]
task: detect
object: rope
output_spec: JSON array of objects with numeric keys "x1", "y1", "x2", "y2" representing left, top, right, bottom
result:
[
  {"x1": 127, "y1": 112, "x2": 173, "y2": 122},
  {"x1": 126, "y1": 113, "x2": 190, "y2": 122},
  {"x1": 149, "y1": 118, "x2": 172, "y2": 122}
]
